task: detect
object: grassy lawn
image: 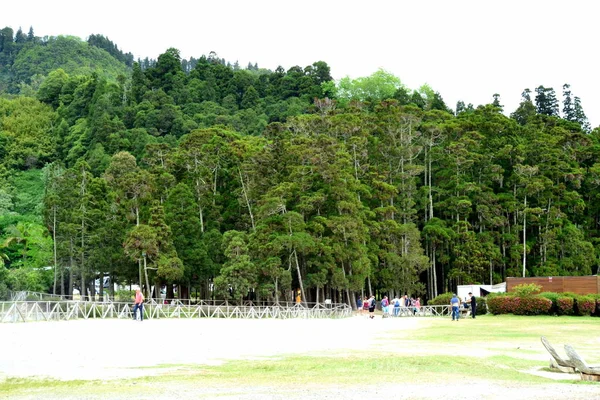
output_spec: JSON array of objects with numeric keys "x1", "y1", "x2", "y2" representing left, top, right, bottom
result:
[{"x1": 2, "y1": 315, "x2": 598, "y2": 398}]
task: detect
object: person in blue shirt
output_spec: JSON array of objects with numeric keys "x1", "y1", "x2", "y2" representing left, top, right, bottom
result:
[{"x1": 450, "y1": 293, "x2": 460, "y2": 321}]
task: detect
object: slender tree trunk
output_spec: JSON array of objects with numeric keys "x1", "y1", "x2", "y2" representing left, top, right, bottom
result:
[
  {"x1": 81, "y1": 270, "x2": 86, "y2": 301},
  {"x1": 110, "y1": 273, "x2": 115, "y2": 300},
  {"x1": 428, "y1": 147, "x2": 434, "y2": 220},
  {"x1": 238, "y1": 167, "x2": 255, "y2": 230},
  {"x1": 353, "y1": 144, "x2": 361, "y2": 202},
  {"x1": 194, "y1": 178, "x2": 205, "y2": 233},
  {"x1": 522, "y1": 195, "x2": 527, "y2": 277},
  {"x1": 138, "y1": 259, "x2": 142, "y2": 293},
  {"x1": 341, "y1": 261, "x2": 351, "y2": 306},
  {"x1": 433, "y1": 247, "x2": 438, "y2": 298},
  {"x1": 52, "y1": 206, "x2": 58, "y2": 295},
  {"x1": 293, "y1": 249, "x2": 306, "y2": 305},
  {"x1": 60, "y1": 264, "x2": 65, "y2": 297},
  {"x1": 212, "y1": 166, "x2": 218, "y2": 206},
  {"x1": 69, "y1": 239, "x2": 75, "y2": 299},
  {"x1": 143, "y1": 255, "x2": 151, "y2": 300}
]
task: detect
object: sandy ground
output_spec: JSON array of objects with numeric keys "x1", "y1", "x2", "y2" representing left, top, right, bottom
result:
[
  {"x1": 1, "y1": 316, "x2": 598, "y2": 399},
  {"x1": 1, "y1": 317, "x2": 418, "y2": 380}
]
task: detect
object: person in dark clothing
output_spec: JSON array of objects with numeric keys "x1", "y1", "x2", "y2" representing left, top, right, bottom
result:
[{"x1": 468, "y1": 292, "x2": 477, "y2": 319}]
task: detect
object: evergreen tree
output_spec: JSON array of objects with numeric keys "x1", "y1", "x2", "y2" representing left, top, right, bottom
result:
[
  {"x1": 535, "y1": 86, "x2": 559, "y2": 116},
  {"x1": 562, "y1": 83, "x2": 575, "y2": 121},
  {"x1": 574, "y1": 96, "x2": 591, "y2": 133}
]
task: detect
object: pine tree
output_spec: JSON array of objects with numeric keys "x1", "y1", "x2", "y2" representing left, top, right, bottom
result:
[
  {"x1": 574, "y1": 96, "x2": 591, "y2": 133},
  {"x1": 562, "y1": 83, "x2": 576, "y2": 121},
  {"x1": 535, "y1": 86, "x2": 559, "y2": 116}
]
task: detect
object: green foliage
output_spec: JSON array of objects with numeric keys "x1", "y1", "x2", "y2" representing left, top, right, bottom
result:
[
  {"x1": 11, "y1": 36, "x2": 129, "y2": 88},
  {"x1": 5, "y1": 267, "x2": 52, "y2": 291},
  {"x1": 336, "y1": 69, "x2": 404, "y2": 104},
  {"x1": 8, "y1": 169, "x2": 45, "y2": 216},
  {"x1": 427, "y1": 292, "x2": 453, "y2": 306},
  {"x1": 510, "y1": 283, "x2": 542, "y2": 297},
  {"x1": 0, "y1": 97, "x2": 56, "y2": 170},
  {"x1": 539, "y1": 292, "x2": 559, "y2": 313},
  {"x1": 2, "y1": 34, "x2": 600, "y2": 303}
]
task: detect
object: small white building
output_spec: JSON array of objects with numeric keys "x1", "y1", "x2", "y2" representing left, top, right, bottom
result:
[{"x1": 457, "y1": 282, "x2": 506, "y2": 301}]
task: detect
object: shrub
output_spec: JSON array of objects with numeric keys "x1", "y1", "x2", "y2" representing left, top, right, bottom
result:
[
  {"x1": 0, "y1": 282, "x2": 9, "y2": 301},
  {"x1": 513, "y1": 296, "x2": 552, "y2": 315},
  {"x1": 575, "y1": 295, "x2": 595, "y2": 316},
  {"x1": 511, "y1": 283, "x2": 542, "y2": 297},
  {"x1": 557, "y1": 296, "x2": 574, "y2": 315},
  {"x1": 539, "y1": 292, "x2": 559, "y2": 314},
  {"x1": 487, "y1": 294, "x2": 552, "y2": 315},
  {"x1": 427, "y1": 292, "x2": 453, "y2": 306},
  {"x1": 476, "y1": 296, "x2": 487, "y2": 311},
  {"x1": 487, "y1": 295, "x2": 513, "y2": 314},
  {"x1": 115, "y1": 290, "x2": 135, "y2": 302}
]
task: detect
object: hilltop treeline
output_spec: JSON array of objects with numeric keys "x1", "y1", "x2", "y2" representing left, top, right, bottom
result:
[{"x1": 0, "y1": 26, "x2": 597, "y2": 307}]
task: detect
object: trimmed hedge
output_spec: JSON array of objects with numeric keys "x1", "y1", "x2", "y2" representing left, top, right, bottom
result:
[
  {"x1": 487, "y1": 295, "x2": 513, "y2": 315},
  {"x1": 488, "y1": 292, "x2": 600, "y2": 317},
  {"x1": 557, "y1": 296, "x2": 574, "y2": 315},
  {"x1": 575, "y1": 296, "x2": 595, "y2": 316},
  {"x1": 488, "y1": 295, "x2": 552, "y2": 315},
  {"x1": 514, "y1": 296, "x2": 553, "y2": 315}
]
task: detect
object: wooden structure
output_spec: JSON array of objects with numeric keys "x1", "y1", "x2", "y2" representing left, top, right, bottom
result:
[
  {"x1": 541, "y1": 336, "x2": 600, "y2": 381},
  {"x1": 564, "y1": 345, "x2": 600, "y2": 382},
  {"x1": 540, "y1": 336, "x2": 576, "y2": 373},
  {"x1": 507, "y1": 276, "x2": 600, "y2": 295}
]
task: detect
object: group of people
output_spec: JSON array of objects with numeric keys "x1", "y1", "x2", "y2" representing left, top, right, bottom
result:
[
  {"x1": 358, "y1": 294, "x2": 422, "y2": 318},
  {"x1": 450, "y1": 292, "x2": 477, "y2": 321},
  {"x1": 358, "y1": 292, "x2": 478, "y2": 320}
]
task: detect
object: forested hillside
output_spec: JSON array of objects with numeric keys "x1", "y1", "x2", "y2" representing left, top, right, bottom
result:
[{"x1": 0, "y1": 26, "x2": 598, "y2": 307}]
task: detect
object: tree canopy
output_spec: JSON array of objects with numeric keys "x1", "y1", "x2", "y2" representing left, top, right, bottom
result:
[{"x1": 0, "y1": 25, "x2": 598, "y2": 307}]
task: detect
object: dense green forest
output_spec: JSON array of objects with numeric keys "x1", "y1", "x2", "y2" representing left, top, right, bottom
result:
[{"x1": 0, "y1": 26, "x2": 598, "y2": 307}]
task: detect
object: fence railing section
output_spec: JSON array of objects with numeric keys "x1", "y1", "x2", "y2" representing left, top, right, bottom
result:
[
  {"x1": 0, "y1": 300, "x2": 457, "y2": 323},
  {"x1": 0, "y1": 300, "x2": 353, "y2": 323},
  {"x1": 379, "y1": 305, "x2": 452, "y2": 317}
]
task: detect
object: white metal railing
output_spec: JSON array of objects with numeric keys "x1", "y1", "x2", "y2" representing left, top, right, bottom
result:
[
  {"x1": 379, "y1": 305, "x2": 452, "y2": 317},
  {"x1": 0, "y1": 300, "x2": 353, "y2": 323}
]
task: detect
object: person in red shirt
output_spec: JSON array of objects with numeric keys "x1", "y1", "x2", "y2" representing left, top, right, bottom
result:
[{"x1": 133, "y1": 288, "x2": 144, "y2": 321}]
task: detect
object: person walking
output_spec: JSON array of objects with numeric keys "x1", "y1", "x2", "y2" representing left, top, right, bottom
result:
[
  {"x1": 368, "y1": 295, "x2": 376, "y2": 319},
  {"x1": 381, "y1": 295, "x2": 389, "y2": 317},
  {"x1": 133, "y1": 288, "x2": 144, "y2": 321},
  {"x1": 414, "y1": 297, "x2": 421, "y2": 315},
  {"x1": 392, "y1": 296, "x2": 401, "y2": 317},
  {"x1": 467, "y1": 292, "x2": 477, "y2": 319},
  {"x1": 450, "y1": 293, "x2": 460, "y2": 321}
]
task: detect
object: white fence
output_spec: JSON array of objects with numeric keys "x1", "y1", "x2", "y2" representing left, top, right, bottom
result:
[{"x1": 0, "y1": 300, "x2": 353, "y2": 323}]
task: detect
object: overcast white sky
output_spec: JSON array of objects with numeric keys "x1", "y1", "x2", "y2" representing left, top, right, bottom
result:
[{"x1": 2, "y1": 0, "x2": 598, "y2": 127}]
